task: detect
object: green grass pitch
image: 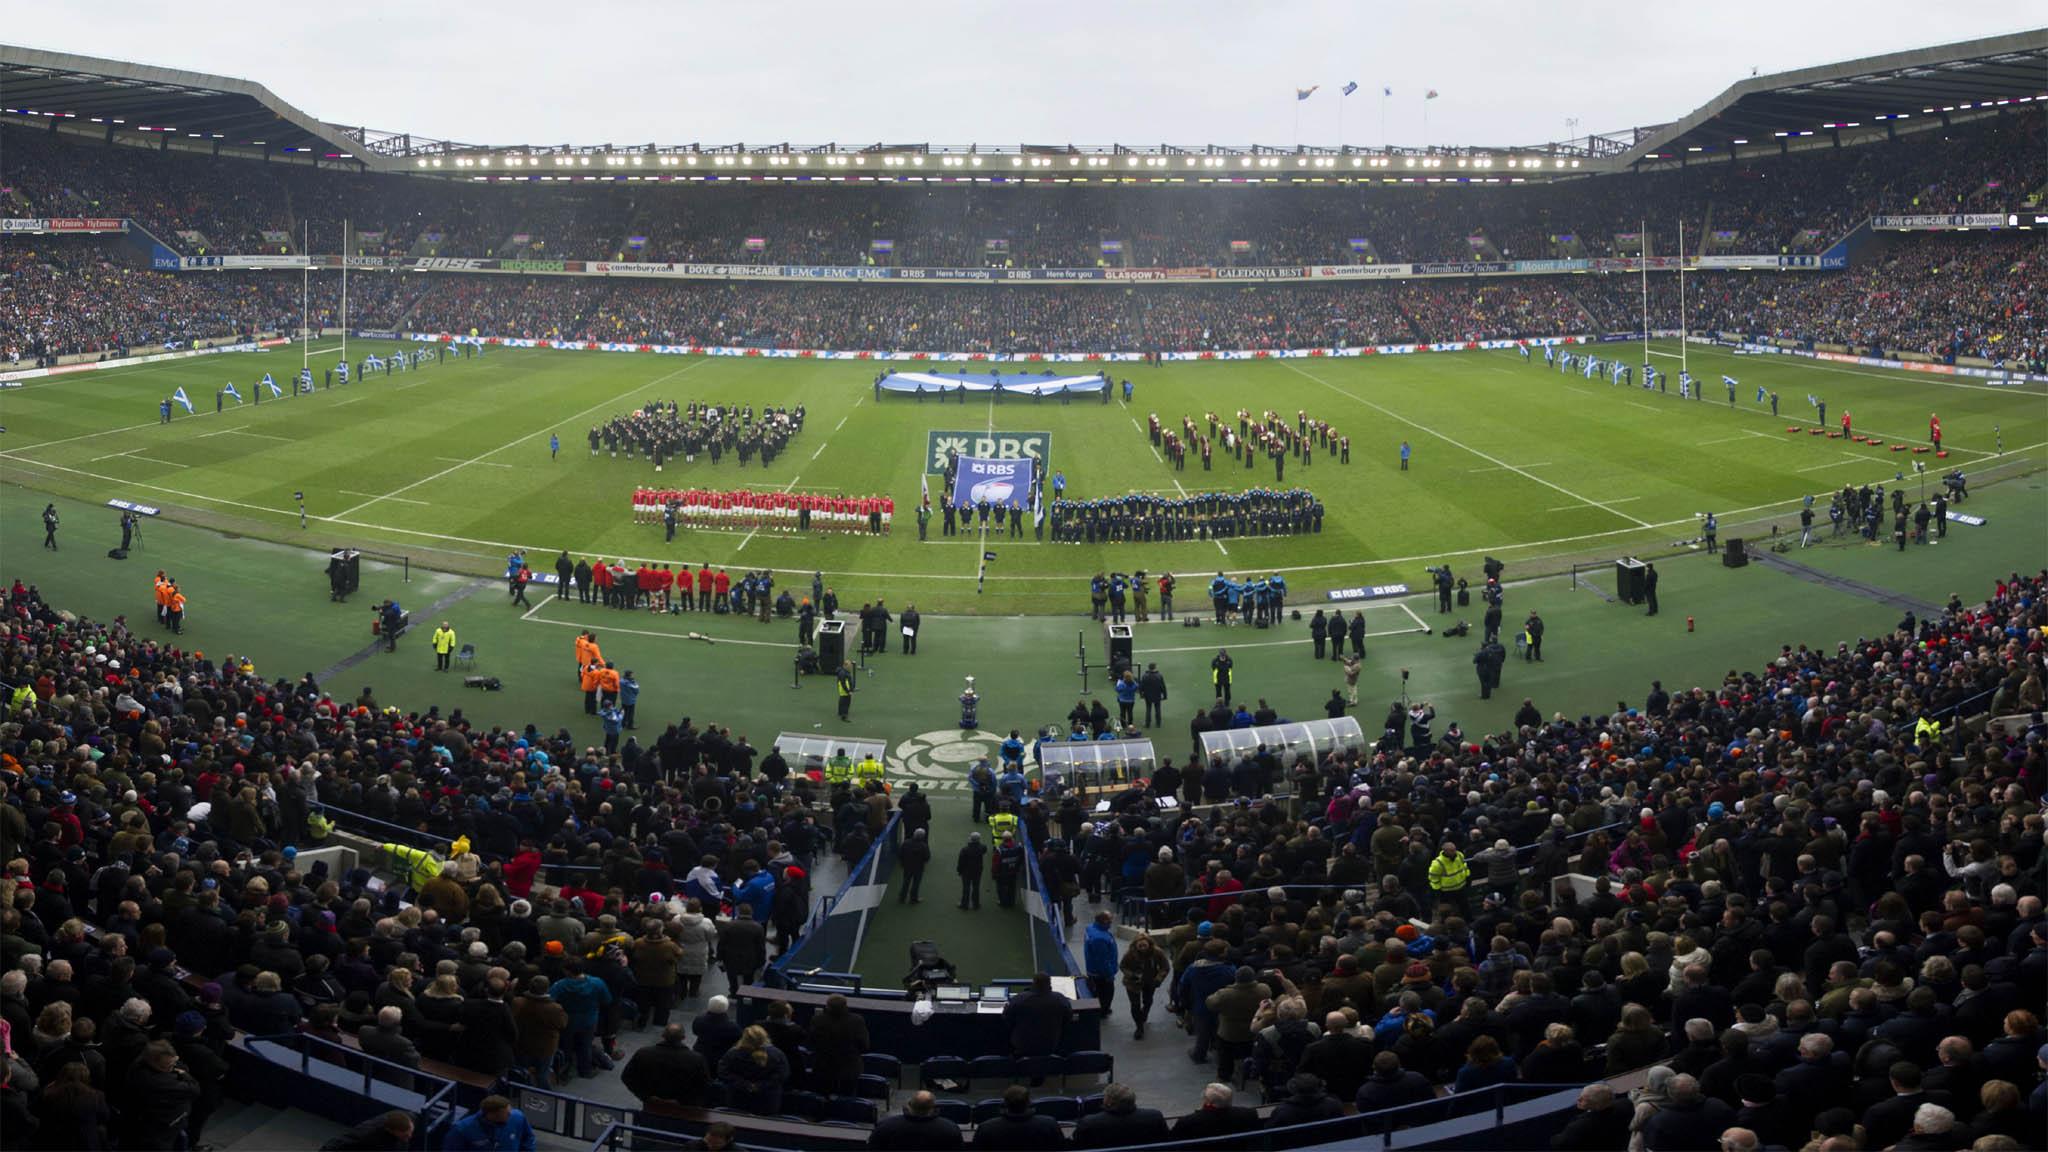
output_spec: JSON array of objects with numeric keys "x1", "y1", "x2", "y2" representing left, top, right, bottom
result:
[{"x1": 4, "y1": 337, "x2": 2043, "y2": 615}]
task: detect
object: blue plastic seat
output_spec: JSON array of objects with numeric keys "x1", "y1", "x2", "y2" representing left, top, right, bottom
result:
[
  {"x1": 970, "y1": 1098, "x2": 1008, "y2": 1125},
  {"x1": 921, "y1": 1055, "x2": 969, "y2": 1092},
  {"x1": 863, "y1": 1052, "x2": 905, "y2": 1088},
  {"x1": 825, "y1": 1096, "x2": 878, "y2": 1125},
  {"x1": 968, "y1": 1054, "x2": 1014, "y2": 1089}
]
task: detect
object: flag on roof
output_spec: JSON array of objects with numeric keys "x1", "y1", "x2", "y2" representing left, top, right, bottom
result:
[
  {"x1": 1425, "y1": 89, "x2": 1440, "y2": 100},
  {"x1": 1341, "y1": 81, "x2": 1359, "y2": 97},
  {"x1": 1296, "y1": 86, "x2": 1319, "y2": 101}
]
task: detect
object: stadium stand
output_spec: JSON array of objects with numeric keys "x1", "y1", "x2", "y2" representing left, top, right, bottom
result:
[
  {"x1": 3, "y1": 563, "x2": 2043, "y2": 1148},
  {"x1": 4, "y1": 110, "x2": 2039, "y2": 265}
]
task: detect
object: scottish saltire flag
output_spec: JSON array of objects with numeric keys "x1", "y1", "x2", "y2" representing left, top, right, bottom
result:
[
  {"x1": 1296, "y1": 86, "x2": 1319, "y2": 101},
  {"x1": 265, "y1": 373, "x2": 285, "y2": 397},
  {"x1": 336, "y1": 360, "x2": 350, "y2": 384},
  {"x1": 1382, "y1": 86, "x2": 1392, "y2": 96},
  {"x1": 1543, "y1": 346, "x2": 1554, "y2": 365},
  {"x1": 171, "y1": 387, "x2": 194, "y2": 414},
  {"x1": 1583, "y1": 357, "x2": 1599, "y2": 378},
  {"x1": 1755, "y1": 383, "x2": 1768, "y2": 403},
  {"x1": 1032, "y1": 482, "x2": 1043, "y2": 527},
  {"x1": 1807, "y1": 393, "x2": 1818, "y2": 408},
  {"x1": 364, "y1": 354, "x2": 385, "y2": 372},
  {"x1": 1519, "y1": 344, "x2": 1530, "y2": 360},
  {"x1": 222, "y1": 382, "x2": 243, "y2": 403},
  {"x1": 1342, "y1": 81, "x2": 1359, "y2": 97}
]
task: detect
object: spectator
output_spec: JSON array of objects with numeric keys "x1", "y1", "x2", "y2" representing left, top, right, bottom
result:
[
  {"x1": 620, "y1": 1023, "x2": 709, "y2": 1107},
  {"x1": 806, "y1": 994, "x2": 870, "y2": 1098},
  {"x1": 1549, "y1": 1082, "x2": 1631, "y2": 1150},
  {"x1": 867, "y1": 1089, "x2": 964, "y2": 1150},
  {"x1": 442, "y1": 1094, "x2": 537, "y2": 1152},
  {"x1": 1069, "y1": 1083, "x2": 1169, "y2": 1150},
  {"x1": 972, "y1": 1083, "x2": 1069, "y2": 1149},
  {"x1": 1169, "y1": 1081, "x2": 1259, "y2": 1139},
  {"x1": 715, "y1": 1025, "x2": 790, "y2": 1116}
]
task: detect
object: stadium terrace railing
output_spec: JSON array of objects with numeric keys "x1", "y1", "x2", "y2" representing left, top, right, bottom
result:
[
  {"x1": 768, "y1": 810, "x2": 902, "y2": 981},
  {"x1": 315, "y1": 797, "x2": 605, "y2": 873},
  {"x1": 1116, "y1": 817, "x2": 1631, "y2": 928},
  {"x1": 244, "y1": 1031, "x2": 463, "y2": 1143},
  {"x1": 580, "y1": 1080, "x2": 1588, "y2": 1151}
]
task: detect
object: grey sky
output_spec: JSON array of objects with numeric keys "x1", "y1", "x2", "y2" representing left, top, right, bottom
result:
[{"x1": 9, "y1": 3, "x2": 2038, "y2": 148}]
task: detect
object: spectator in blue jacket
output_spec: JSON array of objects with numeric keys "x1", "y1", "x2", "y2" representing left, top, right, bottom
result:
[
  {"x1": 548, "y1": 962, "x2": 613, "y2": 1079},
  {"x1": 731, "y1": 863, "x2": 776, "y2": 924},
  {"x1": 999, "y1": 730, "x2": 1026, "y2": 767},
  {"x1": 997, "y1": 765, "x2": 1028, "y2": 806},
  {"x1": 1084, "y1": 910, "x2": 1120, "y2": 1010},
  {"x1": 442, "y1": 1096, "x2": 536, "y2": 1151},
  {"x1": 1178, "y1": 938, "x2": 1237, "y2": 1064},
  {"x1": 1114, "y1": 672, "x2": 1139, "y2": 727}
]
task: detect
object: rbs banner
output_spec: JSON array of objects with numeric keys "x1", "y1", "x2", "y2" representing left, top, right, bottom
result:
[
  {"x1": 925, "y1": 429, "x2": 1052, "y2": 474},
  {"x1": 947, "y1": 456, "x2": 1036, "y2": 510}
]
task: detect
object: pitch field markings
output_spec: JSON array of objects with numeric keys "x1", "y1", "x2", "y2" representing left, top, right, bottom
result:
[
  {"x1": 1286, "y1": 360, "x2": 1652, "y2": 527},
  {"x1": 0, "y1": 345, "x2": 530, "y2": 455},
  {"x1": 1126, "y1": 413, "x2": 1226, "y2": 555},
  {"x1": 518, "y1": 599, "x2": 796, "y2": 649},
  {"x1": 1546, "y1": 496, "x2": 1640, "y2": 513},
  {"x1": 734, "y1": 473, "x2": 806, "y2": 554},
  {"x1": 1796, "y1": 454, "x2": 1875, "y2": 474},
  {"x1": 333, "y1": 359, "x2": 709, "y2": 519},
  {"x1": 1492, "y1": 348, "x2": 2002, "y2": 456},
  {"x1": 339, "y1": 489, "x2": 431, "y2": 507},
  {"x1": 1467, "y1": 462, "x2": 1552, "y2": 474}
]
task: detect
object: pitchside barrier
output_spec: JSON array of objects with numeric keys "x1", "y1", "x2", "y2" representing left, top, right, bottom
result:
[{"x1": 768, "y1": 812, "x2": 903, "y2": 984}]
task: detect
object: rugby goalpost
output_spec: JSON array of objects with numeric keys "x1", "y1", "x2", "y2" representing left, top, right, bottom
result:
[{"x1": 297, "y1": 219, "x2": 352, "y2": 375}]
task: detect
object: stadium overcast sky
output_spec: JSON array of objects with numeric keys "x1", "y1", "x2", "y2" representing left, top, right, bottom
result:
[{"x1": 9, "y1": 3, "x2": 2040, "y2": 147}]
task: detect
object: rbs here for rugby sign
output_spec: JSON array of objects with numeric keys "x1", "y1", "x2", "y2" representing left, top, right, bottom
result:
[
  {"x1": 925, "y1": 429, "x2": 1052, "y2": 474},
  {"x1": 947, "y1": 457, "x2": 1037, "y2": 510}
]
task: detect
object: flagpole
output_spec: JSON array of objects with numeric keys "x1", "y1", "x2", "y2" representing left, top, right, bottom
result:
[{"x1": 1380, "y1": 92, "x2": 1387, "y2": 149}]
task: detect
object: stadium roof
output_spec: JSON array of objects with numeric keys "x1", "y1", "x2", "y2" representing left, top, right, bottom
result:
[
  {"x1": 3, "y1": 33, "x2": 2044, "y2": 183},
  {"x1": 1618, "y1": 29, "x2": 2048, "y2": 169},
  {"x1": 0, "y1": 45, "x2": 376, "y2": 165}
]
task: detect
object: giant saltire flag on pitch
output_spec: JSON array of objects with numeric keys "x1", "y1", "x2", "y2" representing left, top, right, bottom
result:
[
  {"x1": 170, "y1": 387, "x2": 194, "y2": 414},
  {"x1": 1296, "y1": 85, "x2": 1319, "y2": 101},
  {"x1": 1341, "y1": 81, "x2": 1359, "y2": 96},
  {"x1": 222, "y1": 382, "x2": 243, "y2": 403}
]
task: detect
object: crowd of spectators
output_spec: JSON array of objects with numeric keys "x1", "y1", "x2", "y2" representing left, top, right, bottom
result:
[
  {"x1": 9, "y1": 243, "x2": 2037, "y2": 363},
  {"x1": 8, "y1": 109, "x2": 2038, "y2": 267},
  {"x1": 0, "y1": 240, "x2": 431, "y2": 365},
  {"x1": 2, "y1": 503, "x2": 2044, "y2": 1149},
  {"x1": 1578, "y1": 234, "x2": 2045, "y2": 369}
]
